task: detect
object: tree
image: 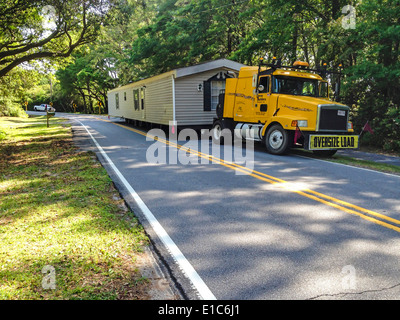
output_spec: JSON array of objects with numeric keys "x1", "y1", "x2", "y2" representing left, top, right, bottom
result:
[
  {"x1": 97, "y1": 0, "x2": 159, "y2": 84},
  {"x1": 340, "y1": 0, "x2": 400, "y2": 151},
  {"x1": 0, "y1": 67, "x2": 42, "y2": 116},
  {"x1": 0, "y1": 0, "x2": 112, "y2": 78},
  {"x1": 128, "y1": 0, "x2": 256, "y2": 78},
  {"x1": 56, "y1": 45, "x2": 121, "y2": 113}
]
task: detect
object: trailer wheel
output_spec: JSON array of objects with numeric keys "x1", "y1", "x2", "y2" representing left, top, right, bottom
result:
[
  {"x1": 212, "y1": 120, "x2": 225, "y2": 144},
  {"x1": 264, "y1": 124, "x2": 290, "y2": 155}
]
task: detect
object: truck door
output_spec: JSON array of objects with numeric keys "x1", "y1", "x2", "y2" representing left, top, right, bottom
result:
[
  {"x1": 253, "y1": 75, "x2": 271, "y2": 123},
  {"x1": 232, "y1": 77, "x2": 250, "y2": 122}
]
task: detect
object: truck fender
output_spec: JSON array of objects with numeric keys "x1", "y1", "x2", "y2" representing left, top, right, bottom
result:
[{"x1": 261, "y1": 117, "x2": 294, "y2": 137}]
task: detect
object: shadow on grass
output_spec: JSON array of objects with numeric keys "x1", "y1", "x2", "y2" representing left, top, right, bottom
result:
[{"x1": 0, "y1": 122, "x2": 150, "y2": 300}]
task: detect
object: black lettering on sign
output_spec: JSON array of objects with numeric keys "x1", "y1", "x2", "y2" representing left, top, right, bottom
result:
[
  {"x1": 334, "y1": 137, "x2": 339, "y2": 148},
  {"x1": 312, "y1": 135, "x2": 356, "y2": 149},
  {"x1": 341, "y1": 137, "x2": 345, "y2": 147}
]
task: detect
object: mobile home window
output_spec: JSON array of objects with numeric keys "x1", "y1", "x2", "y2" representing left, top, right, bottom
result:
[
  {"x1": 211, "y1": 81, "x2": 225, "y2": 110},
  {"x1": 133, "y1": 89, "x2": 139, "y2": 110},
  {"x1": 115, "y1": 93, "x2": 119, "y2": 109},
  {"x1": 124, "y1": 92, "x2": 127, "y2": 101}
]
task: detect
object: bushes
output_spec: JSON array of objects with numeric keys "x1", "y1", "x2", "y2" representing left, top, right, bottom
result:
[
  {"x1": 0, "y1": 98, "x2": 27, "y2": 118},
  {"x1": 356, "y1": 104, "x2": 400, "y2": 153},
  {"x1": 0, "y1": 67, "x2": 32, "y2": 118},
  {"x1": 343, "y1": 65, "x2": 400, "y2": 153},
  {"x1": 378, "y1": 107, "x2": 400, "y2": 152}
]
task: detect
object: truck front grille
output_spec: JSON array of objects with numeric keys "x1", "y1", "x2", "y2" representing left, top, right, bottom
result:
[{"x1": 317, "y1": 105, "x2": 349, "y2": 132}]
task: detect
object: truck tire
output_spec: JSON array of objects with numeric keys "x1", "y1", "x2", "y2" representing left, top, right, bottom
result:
[
  {"x1": 264, "y1": 124, "x2": 290, "y2": 155},
  {"x1": 212, "y1": 119, "x2": 225, "y2": 144}
]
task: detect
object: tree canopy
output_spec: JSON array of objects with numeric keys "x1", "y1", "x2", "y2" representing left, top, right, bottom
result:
[
  {"x1": 1, "y1": 0, "x2": 399, "y2": 151},
  {"x1": 0, "y1": 0, "x2": 110, "y2": 77}
]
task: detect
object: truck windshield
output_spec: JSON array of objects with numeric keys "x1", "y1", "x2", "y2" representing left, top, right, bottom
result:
[{"x1": 272, "y1": 76, "x2": 321, "y2": 97}]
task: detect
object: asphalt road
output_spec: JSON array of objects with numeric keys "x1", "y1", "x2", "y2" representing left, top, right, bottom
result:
[{"x1": 43, "y1": 112, "x2": 400, "y2": 300}]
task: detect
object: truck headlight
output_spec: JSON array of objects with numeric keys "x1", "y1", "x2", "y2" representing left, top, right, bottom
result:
[{"x1": 292, "y1": 120, "x2": 308, "y2": 127}]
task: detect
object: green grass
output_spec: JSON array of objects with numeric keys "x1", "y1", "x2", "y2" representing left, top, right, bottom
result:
[
  {"x1": 0, "y1": 129, "x2": 6, "y2": 141},
  {"x1": 0, "y1": 116, "x2": 151, "y2": 299},
  {"x1": 326, "y1": 155, "x2": 400, "y2": 175}
]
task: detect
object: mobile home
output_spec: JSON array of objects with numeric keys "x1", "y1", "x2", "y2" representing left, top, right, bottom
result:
[{"x1": 107, "y1": 59, "x2": 245, "y2": 128}]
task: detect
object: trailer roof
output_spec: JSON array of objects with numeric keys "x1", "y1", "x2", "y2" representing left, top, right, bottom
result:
[
  {"x1": 174, "y1": 58, "x2": 245, "y2": 78},
  {"x1": 108, "y1": 59, "x2": 245, "y2": 93}
]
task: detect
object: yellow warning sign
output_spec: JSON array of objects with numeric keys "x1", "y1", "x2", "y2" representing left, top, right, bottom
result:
[{"x1": 309, "y1": 135, "x2": 359, "y2": 150}]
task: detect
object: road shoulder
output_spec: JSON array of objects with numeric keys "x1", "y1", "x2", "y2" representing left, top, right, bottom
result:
[{"x1": 70, "y1": 120, "x2": 182, "y2": 300}]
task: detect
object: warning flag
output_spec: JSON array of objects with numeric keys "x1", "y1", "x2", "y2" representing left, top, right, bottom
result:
[
  {"x1": 362, "y1": 121, "x2": 374, "y2": 134},
  {"x1": 294, "y1": 126, "x2": 302, "y2": 144}
]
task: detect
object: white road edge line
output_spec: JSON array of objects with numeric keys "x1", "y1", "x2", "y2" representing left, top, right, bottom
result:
[
  {"x1": 294, "y1": 154, "x2": 400, "y2": 179},
  {"x1": 75, "y1": 119, "x2": 217, "y2": 300}
]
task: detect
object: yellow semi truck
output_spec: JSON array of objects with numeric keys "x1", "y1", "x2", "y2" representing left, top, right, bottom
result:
[{"x1": 211, "y1": 57, "x2": 359, "y2": 156}]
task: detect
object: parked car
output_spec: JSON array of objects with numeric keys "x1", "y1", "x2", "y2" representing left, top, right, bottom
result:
[{"x1": 33, "y1": 104, "x2": 56, "y2": 112}]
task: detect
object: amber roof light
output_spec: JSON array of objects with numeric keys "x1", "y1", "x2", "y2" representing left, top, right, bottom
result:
[{"x1": 293, "y1": 61, "x2": 310, "y2": 68}]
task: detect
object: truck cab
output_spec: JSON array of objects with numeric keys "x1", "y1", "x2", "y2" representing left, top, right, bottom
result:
[{"x1": 213, "y1": 58, "x2": 358, "y2": 156}]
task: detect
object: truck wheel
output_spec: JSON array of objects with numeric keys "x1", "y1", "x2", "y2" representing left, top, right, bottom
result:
[
  {"x1": 212, "y1": 120, "x2": 225, "y2": 144},
  {"x1": 264, "y1": 124, "x2": 290, "y2": 155},
  {"x1": 313, "y1": 150, "x2": 337, "y2": 157}
]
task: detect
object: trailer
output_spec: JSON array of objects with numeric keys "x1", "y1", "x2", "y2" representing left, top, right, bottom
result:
[{"x1": 107, "y1": 59, "x2": 245, "y2": 128}]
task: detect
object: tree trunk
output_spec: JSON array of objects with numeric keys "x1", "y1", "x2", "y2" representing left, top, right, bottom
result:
[
  {"x1": 332, "y1": 0, "x2": 340, "y2": 20},
  {"x1": 78, "y1": 89, "x2": 87, "y2": 114},
  {"x1": 292, "y1": 22, "x2": 298, "y2": 62}
]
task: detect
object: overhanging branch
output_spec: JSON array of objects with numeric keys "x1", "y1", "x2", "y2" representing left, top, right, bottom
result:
[{"x1": 0, "y1": 0, "x2": 106, "y2": 78}]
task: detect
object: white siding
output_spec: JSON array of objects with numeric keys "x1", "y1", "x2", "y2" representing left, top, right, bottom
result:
[
  {"x1": 108, "y1": 91, "x2": 124, "y2": 118},
  {"x1": 107, "y1": 59, "x2": 245, "y2": 127},
  {"x1": 174, "y1": 68, "x2": 231, "y2": 126},
  {"x1": 108, "y1": 74, "x2": 173, "y2": 125},
  {"x1": 145, "y1": 75, "x2": 173, "y2": 125}
]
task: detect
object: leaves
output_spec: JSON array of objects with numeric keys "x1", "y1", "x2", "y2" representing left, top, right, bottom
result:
[
  {"x1": 0, "y1": 0, "x2": 112, "y2": 78},
  {"x1": 2, "y1": 0, "x2": 399, "y2": 150}
]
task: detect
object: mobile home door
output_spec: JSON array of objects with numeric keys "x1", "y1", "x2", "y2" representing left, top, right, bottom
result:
[{"x1": 140, "y1": 87, "x2": 145, "y2": 119}]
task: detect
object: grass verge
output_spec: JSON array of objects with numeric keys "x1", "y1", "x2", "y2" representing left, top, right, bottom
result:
[
  {"x1": 0, "y1": 116, "x2": 151, "y2": 299},
  {"x1": 325, "y1": 155, "x2": 400, "y2": 175},
  {"x1": 292, "y1": 149, "x2": 400, "y2": 176}
]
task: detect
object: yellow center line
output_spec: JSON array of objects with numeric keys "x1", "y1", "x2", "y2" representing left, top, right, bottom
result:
[
  {"x1": 225, "y1": 161, "x2": 400, "y2": 226},
  {"x1": 97, "y1": 118, "x2": 400, "y2": 233}
]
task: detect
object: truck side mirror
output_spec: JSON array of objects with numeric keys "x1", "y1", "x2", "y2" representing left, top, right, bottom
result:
[{"x1": 258, "y1": 84, "x2": 264, "y2": 92}]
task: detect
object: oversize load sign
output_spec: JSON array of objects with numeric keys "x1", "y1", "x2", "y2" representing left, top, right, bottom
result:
[{"x1": 309, "y1": 135, "x2": 359, "y2": 150}]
